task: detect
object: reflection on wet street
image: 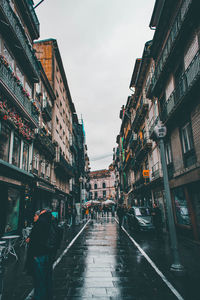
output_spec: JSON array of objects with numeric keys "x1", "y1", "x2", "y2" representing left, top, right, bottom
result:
[{"x1": 53, "y1": 217, "x2": 178, "y2": 300}]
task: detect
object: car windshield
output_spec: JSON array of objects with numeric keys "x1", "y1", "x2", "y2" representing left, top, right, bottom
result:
[{"x1": 135, "y1": 207, "x2": 151, "y2": 217}]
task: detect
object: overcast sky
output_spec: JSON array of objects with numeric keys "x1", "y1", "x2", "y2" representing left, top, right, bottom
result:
[{"x1": 36, "y1": 0, "x2": 155, "y2": 171}]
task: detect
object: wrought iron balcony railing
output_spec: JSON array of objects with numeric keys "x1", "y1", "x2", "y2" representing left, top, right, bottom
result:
[
  {"x1": 131, "y1": 98, "x2": 149, "y2": 131},
  {"x1": 55, "y1": 152, "x2": 74, "y2": 177},
  {"x1": 129, "y1": 133, "x2": 137, "y2": 149},
  {"x1": 34, "y1": 129, "x2": 55, "y2": 159},
  {"x1": 148, "y1": 116, "x2": 159, "y2": 138},
  {"x1": 150, "y1": 162, "x2": 163, "y2": 181},
  {"x1": 161, "y1": 51, "x2": 200, "y2": 122},
  {"x1": 0, "y1": 59, "x2": 39, "y2": 125},
  {"x1": 150, "y1": 0, "x2": 192, "y2": 95},
  {"x1": 0, "y1": 0, "x2": 39, "y2": 78},
  {"x1": 25, "y1": 0, "x2": 40, "y2": 34},
  {"x1": 42, "y1": 101, "x2": 52, "y2": 121}
]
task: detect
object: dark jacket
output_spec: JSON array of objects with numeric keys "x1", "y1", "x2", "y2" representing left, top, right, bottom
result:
[
  {"x1": 117, "y1": 206, "x2": 125, "y2": 218},
  {"x1": 28, "y1": 212, "x2": 52, "y2": 257}
]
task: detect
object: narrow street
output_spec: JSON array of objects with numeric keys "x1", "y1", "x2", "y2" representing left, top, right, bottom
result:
[
  {"x1": 40, "y1": 217, "x2": 199, "y2": 300},
  {"x1": 2, "y1": 216, "x2": 200, "y2": 300}
]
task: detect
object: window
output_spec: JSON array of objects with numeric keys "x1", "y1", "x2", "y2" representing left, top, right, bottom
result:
[
  {"x1": 94, "y1": 183, "x2": 97, "y2": 189},
  {"x1": 165, "y1": 142, "x2": 173, "y2": 165},
  {"x1": 16, "y1": 65, "x2": 24, "y2": 85},
  {"x1": 5, "y1": 187, "x2": 20, "y2": 233},
  {"x1": 181, "y1": 122, "x2": 196, "y2": 167},
  {"x1": 22, "y1": 142, "x2": 29, "y2": 171},
  {"x1": 95, "y1": 191, "x2": 98, "y2": 199},
  {"x1": 0, "y1": 122, "x2": 11, "y2": 162},
  {"x1": 41, "y1": 160, "x2": 45, "y2": 177},
  {"x1": 33, "y1": 151, "x2": 39, "y2": 173},
  {"x1": 3, "y1": 45, "x2": 14, "y2": 70},
  {"x1": 181, "y1": 122, "x2": 193, "y2": 154},
  {"x1": 12, "y1": 134, "x2": 21, "y2": 167},
  {"x1": 173, "y1": 187, "x2": 191, "y2": 226},
  {"x1": 46, "y1": 163, "x2": 50, "y2": 179},
  {"x1": 25, "y1": 81, "x2": 32, "y2": 98},
  {"x1": 103, "y1": 182, "x2": 106, "y2": 188},
  {"x1": 103, "y1": 190, "x2": 106, "y2": 198}
]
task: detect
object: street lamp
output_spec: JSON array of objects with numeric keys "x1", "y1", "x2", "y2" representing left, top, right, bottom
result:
[{"x1": 154, "y1": 122, "x2": 185, "y2": 273}]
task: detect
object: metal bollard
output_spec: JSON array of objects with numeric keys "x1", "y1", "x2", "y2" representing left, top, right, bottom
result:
[{"x1": 0, "y1": 245, "x2": 5, "y2": 300}]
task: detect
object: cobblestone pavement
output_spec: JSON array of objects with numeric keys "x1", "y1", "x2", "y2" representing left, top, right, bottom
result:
[{"x1": 2, "y1": 216, "x2": 200, "y2": 300}]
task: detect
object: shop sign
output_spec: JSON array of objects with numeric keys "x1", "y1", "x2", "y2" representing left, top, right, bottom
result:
[{"x1": 143, "y1": 170, "x2": 150, "y2": 178}]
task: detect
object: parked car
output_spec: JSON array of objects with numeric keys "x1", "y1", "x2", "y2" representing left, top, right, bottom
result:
[{"x1": 127, "y1": 206, "x2": 155, "y2": 231}]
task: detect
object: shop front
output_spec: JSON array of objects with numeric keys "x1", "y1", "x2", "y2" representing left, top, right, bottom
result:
[
  {"x1": 0, "y1": 166, "x2": 34, "y2": 237},
  {"x1": 32, "y1": 180, "x2": 55, "y2": 213},
  {"x1": 171, "y1": 181, "x2": 200, "y2": 241}
]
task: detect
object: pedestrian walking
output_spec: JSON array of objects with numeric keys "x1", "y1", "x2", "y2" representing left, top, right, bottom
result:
[
  {"x1": 152, "y1": 203, "x2": 163, "y2": 239},
  {"x1": 25, "y1": 208, "x2": 60, "y2": 300},
  {"x1": 117, "y1": 204, "x2": 125, "y2": 228}
]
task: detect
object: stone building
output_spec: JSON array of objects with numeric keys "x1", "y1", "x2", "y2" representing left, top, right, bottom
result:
[
  {"x1": 89, "y1": 167, "x2": 115, "y2": 202},
  {"x1": 0, "y1": 0, "x2": 40, "y2": 234},
  {"x1": 148, "y1": 0, "x2": 200, "y2": 240},
  {"x1": 34, "y1": 39, "x2": 76, "y2": 220},
  {"x1": 115, "y1": 0, "x2": 200, "y2": 241}
]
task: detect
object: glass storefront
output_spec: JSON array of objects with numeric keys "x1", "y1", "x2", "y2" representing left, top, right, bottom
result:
[
  {"x1": 173, "y1": 187, "x2": 191, "y2": 226},
  {"x1": 5, "y1": 187, "x2": 21, "y2": 233}
]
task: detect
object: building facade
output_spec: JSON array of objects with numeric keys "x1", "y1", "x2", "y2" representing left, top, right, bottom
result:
[
  {"x1": 115, "y1": 0, "x2": 200, "y2": 240},
  {"x1": 0, "y1": 0, "x2": 40, "y2": 235},
  {"x1": 89, "y1": 167, "x2": 115, "y2": 202},
  {"x1": 0, "y1": 3, "x2": 88, "y2": 236}
]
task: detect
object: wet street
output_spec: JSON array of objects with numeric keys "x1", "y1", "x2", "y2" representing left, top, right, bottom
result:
[
  {"x1": 52, "y1": 217, "x2": 182, "y2": 300},
  {"x1": 3, "y1": 216, "x2": 200, "y2": 300}
]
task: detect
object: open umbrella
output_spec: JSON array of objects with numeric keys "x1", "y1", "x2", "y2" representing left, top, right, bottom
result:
[{"x1": 103, "y1": 199, "x2": 115, "y2": 205}]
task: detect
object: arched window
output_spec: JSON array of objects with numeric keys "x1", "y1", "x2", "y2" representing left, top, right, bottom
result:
[
  {"x1": 103, "y1": 182, "x2": 106, "y2": 188},
  {"x1": 94, "y1": 183, "x2": 97, "y2": 189}
]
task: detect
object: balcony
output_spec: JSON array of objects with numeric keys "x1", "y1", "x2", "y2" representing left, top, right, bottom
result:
[
  {"x1": 131, "y1": 98, "x2": 149, "y2": 132},
  {"x1": 25, "y1": 0, "x2": 40, "y2": 35},
  {"x1": 0, "y1": 0, "x2": 39, "y2": 79},
  {"x1": 161, "y1": 51, "x2": 200, "y2": 122},
  {"x1": 148, "y1": 116, "x2": 159, "y2": 138},
  {"x1": 55, "y1": 152, "x2": 74, "y2": 178},
  {"x1": 42, "y1": 101, "x2": 52, "y2": 121},
  {"x1": 129, "y1": 133, "x2": 137, "y2": 149},
  {"x1": 150, "y1": 0, "x2": 193, "y2": 95},
  {"x1": 150, "y1": 162, "x2": 163, "y2": 181},
  {"x1": 143, "y1": 132, "x2": 152, "y2": 152},
  {"x1": 72, "y1": 184, "x2": 79, "y2": 194},
  {"x1": 0, "y1": 58, "x2": 39, "y2": 126},
  {"x1": 34, "y1": 129, "x2": 55, "y2": 159},
  {"x1": 134, "y1": 133, "x2": 152, "y2": 165},
  {"x1": 135, "y1": 176, "x2": 150, "y2": 190}
]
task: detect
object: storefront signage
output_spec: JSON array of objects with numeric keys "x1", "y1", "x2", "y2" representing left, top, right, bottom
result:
[{"x1": 143, "y1": 170, "x2": 150, "y2": 177}]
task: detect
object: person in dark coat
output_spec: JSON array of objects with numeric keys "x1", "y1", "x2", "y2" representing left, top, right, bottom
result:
[
  {"x1": 117, "y1": 204, "x2": 125, "y2": 228},
  {"x1": 25, "y1": 208, "x2": 58, "y2": 300},
  {"x1": 152, "y1": 204, "x2": 163, "y2": 239}
]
